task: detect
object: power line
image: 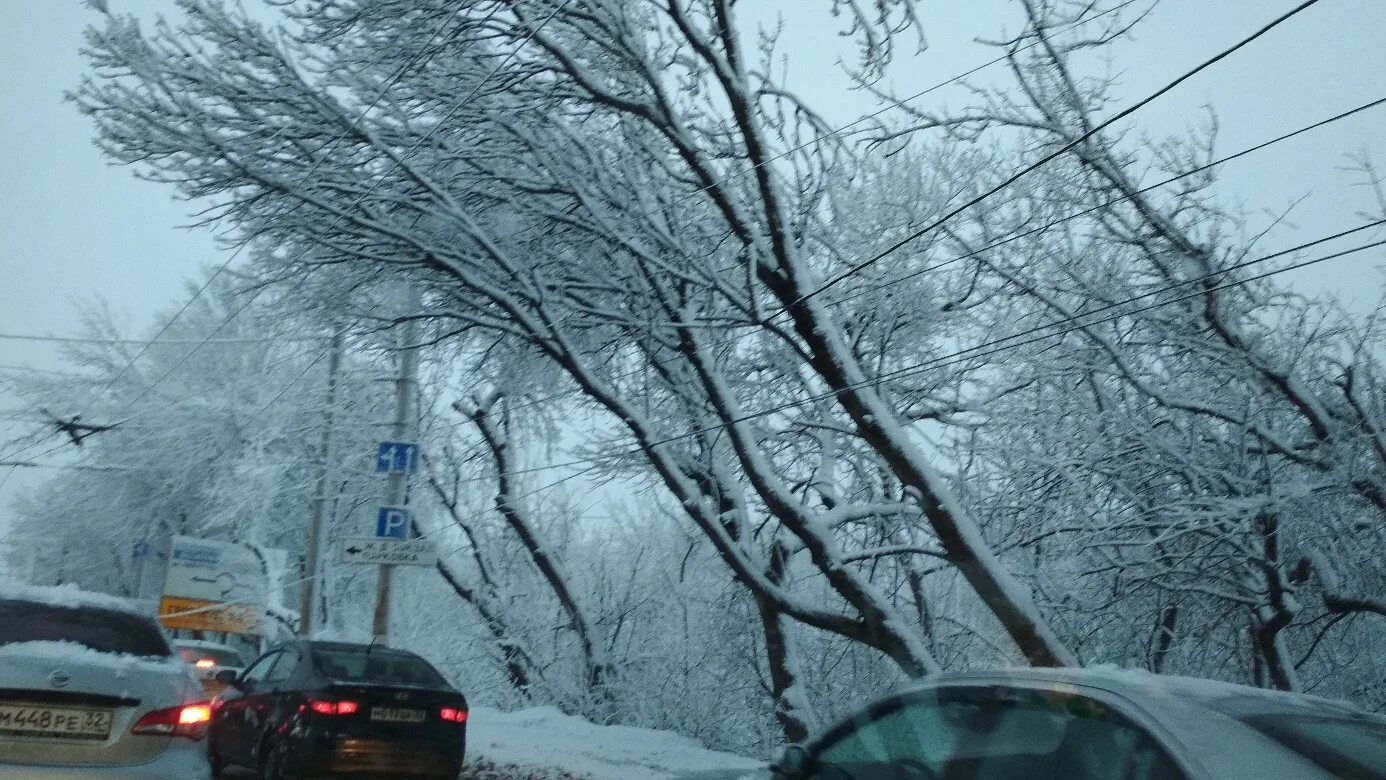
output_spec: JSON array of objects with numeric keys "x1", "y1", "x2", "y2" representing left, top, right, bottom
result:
[
  {"x1": 110, "y1": 1, "x2": 1145, "y2": 600},
  {"x1": 826, "y1": 95, "x2": 1386, "y2": 309},
  {"x1": 763, "y1": 236, "x2": 1386, "y2": 419},
  {"x1": 25, "y1": 234, "x2": 1382, "y2": 598},
  {"x1": 44, "y1": 0, "x2": 1098, "y2": 436},
  {"x1": 586, "y1": 0, "x2": 1144, "y2": 240},
  {"x1": 785, "y1": 0, "x2": 1328, "y2": 310},
  {"x1": 427, "y1": 224, "x2": 1386, "y2": 481},
  {"x1": 498, "y1": 97, "x2": 1386, "y2": 416},
  {"x1": 0, "y1": 332, "x2": 326, "y2": 346},
  {"x1": 6, "y1": 2, "x2": 478, "y2": 472},
  {"x1": 339, "y1": 227, "x2": 1386, "y2": 509},
  {"x1": 72, "y1": 0, "x2": 569, "y2": 446},
  {"x1": 79, "y1": 2, "x2": 472, "y2": 412},
  {"x1": 2, "y1": 348, "x2": 333, "y2": 477}
]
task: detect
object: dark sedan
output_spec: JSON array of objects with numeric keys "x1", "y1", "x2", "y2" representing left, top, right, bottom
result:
[{"x1": 208, "y1": 640, "x2": 467, "y2": 779}]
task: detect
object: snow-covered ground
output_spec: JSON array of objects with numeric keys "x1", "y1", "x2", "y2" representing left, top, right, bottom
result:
[{"x1": 467, "y1": 706, "x2": 765, "y2": 780}]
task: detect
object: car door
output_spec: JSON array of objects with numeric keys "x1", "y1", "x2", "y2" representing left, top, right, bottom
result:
[
  {"x1": 801, "y1": 684, "x2": 1190, "y2": 780},
  {"x1": 214, "y1": 650, "x2": 279, "y2": 767},
  {"x1": 254, "y1": 646, "x2": 302, "y2": 749}
]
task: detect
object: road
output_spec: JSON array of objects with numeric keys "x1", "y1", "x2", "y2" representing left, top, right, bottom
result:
[{"x1": 221, "y1": 765, "x2": 765, "y2": 779}]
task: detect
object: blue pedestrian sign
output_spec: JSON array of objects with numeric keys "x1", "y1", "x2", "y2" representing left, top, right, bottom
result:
[
  {"x1": 375, "y1": 507, "x2": 411, "y2": 540},
  {"x1": 375, "y1": 441, "x2": 420, "y2": 475}
]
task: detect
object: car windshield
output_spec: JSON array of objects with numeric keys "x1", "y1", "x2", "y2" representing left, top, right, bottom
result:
[
  {"x1": 176, "y1": 646, "x2": 245, "y2": 668},
  {"x1": 0, "y1": 599, "x2": 171, "y2": 658},
  {"x1": 312, "y1": 649, "x2": 446, "y2": 687},
  {"x1": 1239, "y1": 714, "x2": 1386, "y2": 780},
  {"x1": 811, "y1": 687, "x2": 1182, "y2": 779}
]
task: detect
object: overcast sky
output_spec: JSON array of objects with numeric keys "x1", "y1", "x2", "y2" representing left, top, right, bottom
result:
[{"x1": 2, "y1": 0, "x2": 1383, "y2": 545}]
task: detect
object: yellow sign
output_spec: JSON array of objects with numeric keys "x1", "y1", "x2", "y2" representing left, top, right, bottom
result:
[{"x1": 158, "y1": 596, "x2": 263, "y2": 635}]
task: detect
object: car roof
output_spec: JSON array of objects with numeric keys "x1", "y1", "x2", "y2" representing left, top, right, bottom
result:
[
  {"x1": 0, "y1": 577, "x2": 153, "y2": 618},
  {"x1": 913, "y1": 667, "x2": 1372, "y2": 720},
  {"x1": 301, "y1": 640, "x2": 419, "y2": 656}
]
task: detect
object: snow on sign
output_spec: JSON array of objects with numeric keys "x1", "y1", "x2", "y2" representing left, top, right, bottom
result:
[
  {"x1": 375, "y1": 441, "x2": 420, "y2": 475},
  {"x1": 159, "y1": 536, "x2": 267, "y2": 634},
  {"x1": 340, "y1": 538, "x2": 436, "y2": 567}
]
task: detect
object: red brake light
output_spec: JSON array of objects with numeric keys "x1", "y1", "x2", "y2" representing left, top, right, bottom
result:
[
  {"x1": 133, "y1": 703, "x2": 211, "y2": 740},
  {"x1": 306, "y1": 698, "x2": 360, "y2": 716},
  {"x1": 439, "y1": 707, "x2": 468, "y2": 723}
]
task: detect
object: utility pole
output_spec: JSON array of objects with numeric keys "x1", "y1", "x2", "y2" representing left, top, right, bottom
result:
[
  {"x1": 372, "y1": 291, "x2": 420, "y2": 644},
  {"x1": 299, "y1": 328, "x2": 345, "y2": 635}
]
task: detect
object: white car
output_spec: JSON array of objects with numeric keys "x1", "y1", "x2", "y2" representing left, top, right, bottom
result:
[
  {"x1": 0, "y1": 580, "x2": 213, "y2": 779},
  {"x1": 172, "y1": 639, "x2": 248, "y2": 698},
  {"x1": 771, "y1": 667, "x2": 1386, "y2": 780}
]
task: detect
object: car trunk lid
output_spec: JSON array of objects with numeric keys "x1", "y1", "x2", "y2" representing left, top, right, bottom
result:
[{"x1": 0, "y1": 641, "x2": 195, "y2": 767}]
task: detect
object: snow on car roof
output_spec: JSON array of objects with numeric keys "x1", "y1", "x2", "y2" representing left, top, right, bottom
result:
[
  {"x1": 0, "y1": 577, "x2": 150, "y2": 617},
  {"x1": 928, "y1": 666, "x2": 1370, "y2": 718},
  {"x1": 0, "y1": 640, "x2": 180, "y2": 670}
]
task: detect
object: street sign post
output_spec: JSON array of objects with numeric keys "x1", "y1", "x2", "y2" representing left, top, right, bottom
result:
[
  {"x1": 340, "y1": 538, "x2": 436, "y2": 567},
  {"x1": 374, "y1": 441, "x2": 420, "y2": 475},
  {"x1": 375, "y1": 507, "x2": 410, "y2": 540}
]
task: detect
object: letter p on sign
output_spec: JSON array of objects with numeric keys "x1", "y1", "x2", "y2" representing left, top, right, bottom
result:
[{"x1": 375, "y1": 507, "x2": 411, "y2": 540}]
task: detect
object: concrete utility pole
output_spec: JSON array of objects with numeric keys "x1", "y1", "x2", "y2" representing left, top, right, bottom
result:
[
  {"x1": 299, "y1": 328, "x2": 344, "y2": 635},
  {"x1": 372, "y1": 293, "x2": 420, "y2": 644}
]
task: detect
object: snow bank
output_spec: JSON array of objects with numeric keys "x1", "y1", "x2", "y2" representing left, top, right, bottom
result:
[
  {"x1": 0, "y1": 577, "x2": 148, "y2": 616},
  {"x1": 467, "y1": 706, "x2": 764, "y2": 780}
]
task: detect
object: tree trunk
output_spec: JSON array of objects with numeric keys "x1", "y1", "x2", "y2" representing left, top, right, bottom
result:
[
  {"x1": 465, "y1": 397, "x2": 611, "y2": 705},
  {"x1": 755, "y1": 541, "x2": 817, "y2": 743}
]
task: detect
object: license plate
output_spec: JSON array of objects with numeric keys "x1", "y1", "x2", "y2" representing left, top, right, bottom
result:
[
  {"x1": 370, "y1": 707, "x2": 425, "y2": 723},
  {"x1": 0, "y1": 703, "x2": 113, "y2": 740}
]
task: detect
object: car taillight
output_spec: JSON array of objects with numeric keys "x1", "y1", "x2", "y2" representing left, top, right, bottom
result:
[
  {"x1": 305, "y1": 698, "x2": 360, "y2": 716},
  {"x1": 439, "y1": 707, "x2": 468, "y2": 723},
  {"x1": 194, "y1": 659, "x2": 216, "y2": 669},
  {"x1": 132, "y1": 703, "x2": 212, "y2": 740}
]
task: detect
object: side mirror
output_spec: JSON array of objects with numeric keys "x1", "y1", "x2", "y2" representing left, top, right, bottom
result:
[
  {"x1": 214, "y1": 669, "x2": 241, "y2": 687},
  {"x1": 772, "y1": 744, "x2": 811, "y2": 778}
]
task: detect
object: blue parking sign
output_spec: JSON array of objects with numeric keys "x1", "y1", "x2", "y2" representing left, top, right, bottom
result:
[{"x1": 375, "y1": 507, "x2": 411, "y2": 540}]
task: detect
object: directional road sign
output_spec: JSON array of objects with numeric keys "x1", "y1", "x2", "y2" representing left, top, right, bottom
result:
[
  {"x1": 159, "y1": 536, "x2": 268, "y2": 635},
  {"x1": 339, "y1": 538, "x2": 436, "y2": 567},
  {"x1": 375, "y1": 506, "x2": 411, "y2": 540},
  {"x1": 375, "y1": 441, "x2": 420, "y2": 475}
]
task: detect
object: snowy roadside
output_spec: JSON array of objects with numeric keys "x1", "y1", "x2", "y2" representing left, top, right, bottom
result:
[{"x1": 464, "y1": 706, "x2": 765, "y2": 780}]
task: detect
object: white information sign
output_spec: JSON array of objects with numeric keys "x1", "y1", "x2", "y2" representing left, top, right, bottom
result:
[{"x1": 339, "y1": 538, "x2": 437, "y2": 567}]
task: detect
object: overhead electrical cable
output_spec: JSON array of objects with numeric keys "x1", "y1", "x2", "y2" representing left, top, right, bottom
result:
[{"x1": 783, "y1": 0, "x2": 1328, "y2": 310}]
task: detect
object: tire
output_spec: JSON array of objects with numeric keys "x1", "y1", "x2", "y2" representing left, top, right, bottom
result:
[{"x1": 259, "y1": 740, "x2": 288, "y2": 780}]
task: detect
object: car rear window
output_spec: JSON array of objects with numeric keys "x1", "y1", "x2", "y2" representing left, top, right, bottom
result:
[
  {"x1": 311, "y1": 648, "x2": 446, "y2": 687},
  {"x1": 0, "y1": 599, "x2": 171, "y2": 658},
  {"x1": 1239, "y1": 714, "x2": 1386, "y2": 780},
  {"x1": 176, "y1": 646, "x2": 245, "y2": 667}
]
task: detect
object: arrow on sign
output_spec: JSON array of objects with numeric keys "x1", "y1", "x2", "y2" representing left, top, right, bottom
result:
[{"x1": 339, "y1": 537, "x2": 436, "y2": 567}]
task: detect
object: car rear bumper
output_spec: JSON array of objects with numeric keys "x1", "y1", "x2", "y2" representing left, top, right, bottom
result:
[
  {"x1": 285, "y1": 736, "x2": 464, "y2": 779},
  {"x1": 0, "y1": 744, "x2": 211, "y2": 780}
]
